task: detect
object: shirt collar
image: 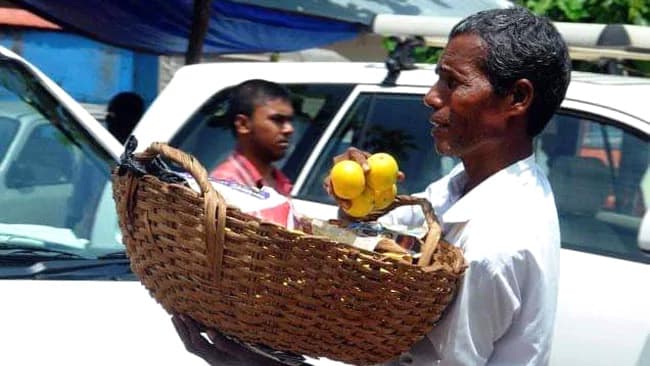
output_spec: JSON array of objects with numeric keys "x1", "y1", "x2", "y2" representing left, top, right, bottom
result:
[
  {"x1": 231, "y1": 149, "x2": 263, "y2": 184},
  {"x1": 231, "y1": 149, "x2": 293, "y2": 196},
  {"x1": 442, "y1": 155, "x2": 536, "y2": 223}
]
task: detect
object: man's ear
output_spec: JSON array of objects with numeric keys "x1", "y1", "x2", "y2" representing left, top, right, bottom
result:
[
  {"x1": 508, "y1": 79, "x2": 534, "y2": 118},
  {"x1": 233, "y1": 114, "x2": 251, "y2": 135}
]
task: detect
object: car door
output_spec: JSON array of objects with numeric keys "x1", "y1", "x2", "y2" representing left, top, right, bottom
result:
[{"x1": 539, "y1": 106, "x2": 650, "y2": 366}]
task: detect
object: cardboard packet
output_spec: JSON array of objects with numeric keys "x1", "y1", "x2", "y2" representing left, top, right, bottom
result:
[
  {"x1": 297, "y1": 217, "x2": 423, "y2": 264},
  {"x1": 180, "y1": 173, "x2": 296, "y2": 229}
]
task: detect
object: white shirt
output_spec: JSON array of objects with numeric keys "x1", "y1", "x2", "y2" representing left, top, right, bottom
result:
[{"x1": 379, "y1": 155, "x2": 561, "y2": 366}]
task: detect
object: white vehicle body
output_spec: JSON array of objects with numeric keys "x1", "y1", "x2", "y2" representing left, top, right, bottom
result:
[
  {"x1": 0, "y1": 46, "x2": 210, "y2": 366},
  {"x1": 135, "y1": 62, "x2": 650, "y2": 366},
  {"x1": 0, "y1": 45, "x2": 648, "y2": 365}
]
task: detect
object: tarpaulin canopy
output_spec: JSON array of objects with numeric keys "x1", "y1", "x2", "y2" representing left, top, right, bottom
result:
[
  {"x1": 12, "y1": 0, "x2": 361, "y2": 55},
  {"x1": 12, "y1": 0, "x2": 510, "y2": 55}
]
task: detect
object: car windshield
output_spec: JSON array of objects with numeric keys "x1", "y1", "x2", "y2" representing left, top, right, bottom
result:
[{"x1": 0, "y1": 55, "x2": 124, "y2": 263}]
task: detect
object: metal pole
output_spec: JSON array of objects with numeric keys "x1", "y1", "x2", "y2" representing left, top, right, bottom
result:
[{"x1": 185, "y1": 0, "x2": 212, "y2": 65}]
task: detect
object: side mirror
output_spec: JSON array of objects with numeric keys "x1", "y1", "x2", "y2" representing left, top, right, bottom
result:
[{"x1": 639, "y1": 211, "x2": 650, "y2": 253}]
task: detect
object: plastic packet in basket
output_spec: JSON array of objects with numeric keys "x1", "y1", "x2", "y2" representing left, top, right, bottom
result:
[
  {"x1": 297, "y1": 216, "x2": 426, "y2": 264},
  {"x1": 178, "y1": 173, "x2": 296, "y2": 229}
]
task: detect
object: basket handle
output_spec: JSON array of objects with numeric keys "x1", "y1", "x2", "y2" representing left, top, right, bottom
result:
[
  {"x1": 365, "y1": 195, "x2": 442, "y2": 267},
  {"x1": 138, "y1": 142, "x2": 227, "y2": 281}
]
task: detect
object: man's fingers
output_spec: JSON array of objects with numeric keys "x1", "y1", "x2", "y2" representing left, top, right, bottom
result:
[
  {"x1": 206, "y1": 329, "x2": 242, "y2": 354},
  {"x1": 179, "y1": 314, "x2": 201, "y2": 332},
  {"x1": 332, "y1": 147, "x2": 371, "y2": 171},
  {"x1": 348, "y1": 149, "x2": 370, "y2": 172},
  {"x1": 172, "y1": 314, "x2": 216, "y2": 358},
  {"x1": 397, "y1": 171, "x2": 406, "y2": 182},
  {"x1": 333, "y1": 154, "x2": 345, "y2": 164},
  {"x1": 323, "y1": 176, "x2": 333, "y2": 195},
  {"x1": 207, "y1": 328, "x2": 276, "y2": 365},
  {"x1": 324, "y1": 175, "x2": 355, "y2": 209},
  {"x1": 337, "y1": 198, "x2": 351, "y2": 210},
  {"x1": 171, "y1": 314, "x2": 191, "y2": 344},
  {"x1": 172, "y1": 315, "x2": 204, "y2": 353}
]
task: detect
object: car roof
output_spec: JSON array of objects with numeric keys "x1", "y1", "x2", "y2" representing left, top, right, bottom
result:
[
  {"x1": 136, "y1": 61, "x2": 649, "y2": 149},
  {"x1": 166, "y1": 62, "x2": 650, "y2": 120}
]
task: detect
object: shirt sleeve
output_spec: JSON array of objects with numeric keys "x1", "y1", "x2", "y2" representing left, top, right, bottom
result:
[
  {"x1": 378, "y1": 201, "x2": 427, "y2": 228},
  {"x1": 379, "y1": 172, "x2": 457, "y2": 229},
  {"x1": 425, "y1": 253, "x2": 523, "y2": 366}
]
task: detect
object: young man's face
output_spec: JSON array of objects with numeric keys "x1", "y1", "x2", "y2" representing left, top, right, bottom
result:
[
  {"x1": 423, "y1": 33, "x2": 511, "y2": 159},
  {"x1": 247, "y1": 98, "x2": 295, "y2": 162}
]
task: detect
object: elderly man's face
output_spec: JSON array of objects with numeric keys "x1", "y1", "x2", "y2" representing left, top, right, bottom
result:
[{"x1": 423, "y1": 33, "x2": 511, "y2": 159}]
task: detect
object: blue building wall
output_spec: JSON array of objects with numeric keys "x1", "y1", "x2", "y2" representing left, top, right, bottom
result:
[{"x1": 0, "y1": 29, "x2": 158, "y2": 106}]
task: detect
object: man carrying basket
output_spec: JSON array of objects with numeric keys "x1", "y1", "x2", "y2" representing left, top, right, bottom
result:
[{"x1": 172, "y1": 6, "x2": 570, "y2": 366}]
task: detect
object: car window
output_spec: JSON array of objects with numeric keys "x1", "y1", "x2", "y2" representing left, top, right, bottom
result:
[
  {"x1": 170, "y1": 83, "x2": 354, "y2": 181},
  {"x1": 536, "y1": 112, "x2": 649, "y2": 263},
  {"x1": 297, "y1": 92, "x2": 459, "y2": 204},
  {"x1": 0, "y1": 116, "x2": 18, "y2": 158},
  {"x1": 0, "y1": 57, "x2": 119, "y2": 258},
  {"x1": 8, "y1": 123, "x2": 75, "y2": 185}
]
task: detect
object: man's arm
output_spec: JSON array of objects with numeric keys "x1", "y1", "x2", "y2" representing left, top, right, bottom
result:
[{"x1": 426, "y1": 255, "x2": 522, "y2": 365}]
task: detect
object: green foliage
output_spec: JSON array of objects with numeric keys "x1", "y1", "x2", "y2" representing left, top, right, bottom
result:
[
  {"x1": 516, "y1": 0, "x2": 650, "y2": 76},
  {"x1": 516, "y1": 0, "x2": 649, "y2": 25},
  {"x1": 412, "y1": 47, "x2": 443, "y2": 64},
  {"x1": 381, "y1": 2, "x2": 650, "y2": 72}
]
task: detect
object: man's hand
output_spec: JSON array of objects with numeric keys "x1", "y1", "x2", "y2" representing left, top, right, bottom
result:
[
  {"x1": 323, "y1": 147, "x2": 371, "y2": 210},
  {"x1": 171, "y1": 313, "x2": 285, "y2": 366},
  {"x1": 323, "y1": 147, "x2": 405, "y2": 211}
]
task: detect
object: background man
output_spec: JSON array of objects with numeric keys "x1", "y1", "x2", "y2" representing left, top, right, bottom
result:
[
  {"x1": 106, "y1": 91, "x2": 145, "y2": 144},
  {"x1": 210, "y1": 79, "x2": 295, "y2": 196}
]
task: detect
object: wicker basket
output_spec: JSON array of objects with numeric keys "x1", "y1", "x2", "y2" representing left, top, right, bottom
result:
[{"x1": 112, "y1": 142, "x2": 466, "y2": 365}]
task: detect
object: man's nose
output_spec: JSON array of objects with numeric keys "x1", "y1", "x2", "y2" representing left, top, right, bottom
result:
[
  {"x1": 423, "y1": 85, "x2": 443, "y2": 109},
  {"x1": 283, "y1": 121, "x2": 294, "y2": 135}
]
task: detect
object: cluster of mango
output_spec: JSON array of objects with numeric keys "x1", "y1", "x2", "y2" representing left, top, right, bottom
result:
[{"x1": 330, "y1": 153, "x2": 399, "y2": 218}]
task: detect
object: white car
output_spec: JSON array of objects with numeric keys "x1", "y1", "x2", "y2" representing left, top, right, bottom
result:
[
  {"x1": 134, "y1": 61, "x2": 650, "y2": 366},
  {"x1": 0, "y1": 46, "x2": 648, "y2": 365},
  {"x1": 0, "y1": 47, "x2": 211, "y2": 366}
]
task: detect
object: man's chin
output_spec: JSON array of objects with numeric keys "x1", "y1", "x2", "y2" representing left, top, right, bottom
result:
[
  {"x1": 434, "y1": 143, "x2": 453, "y2": 156},
  {"x1": 271, "y1": 151, "x2": 287, "y2": 162}
]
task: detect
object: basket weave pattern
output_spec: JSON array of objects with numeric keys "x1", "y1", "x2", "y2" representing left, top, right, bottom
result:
[{"x1": 112, "y1": 143, "x2": 466, "y2": 365}]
